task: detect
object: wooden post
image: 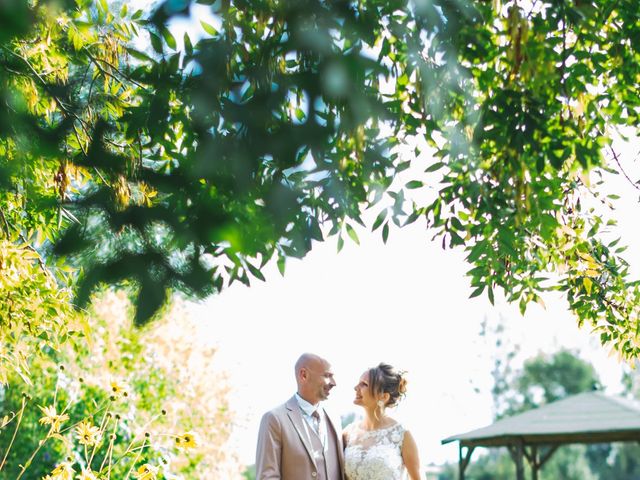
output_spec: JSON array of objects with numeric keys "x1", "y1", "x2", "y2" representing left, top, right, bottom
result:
[
  {"x1": 530, "y1": 446, "x2": 539, "y2": 480},
  {"x1": 508, "y1": 440, "x2": 525, "y2": 480},
  {"x1": 525, "y1": 444, "x2": 559, "y2": 479},
  {"x1": 515, "y1": 441, "x2": 525, "y2": 480},
  {"x1": 538, "y1": 445, "x2": 559, "y2": 469},
  {"x1": 458, "y1": 443, "x2": 475, "y2": 480}
]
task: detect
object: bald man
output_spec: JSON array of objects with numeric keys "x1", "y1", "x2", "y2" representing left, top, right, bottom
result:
[{"x1": 256, "y1": 353, "x2": 345, "y2": 480}]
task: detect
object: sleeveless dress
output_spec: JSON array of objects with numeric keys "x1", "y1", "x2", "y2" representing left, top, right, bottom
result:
[{"x1": 343, "y1": 422, "x2": 407, "y2": 480}]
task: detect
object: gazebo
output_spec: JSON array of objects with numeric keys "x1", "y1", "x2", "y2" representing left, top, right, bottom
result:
[{"x1": 442, "y1": 391, "x2": 640, "y2": 479}]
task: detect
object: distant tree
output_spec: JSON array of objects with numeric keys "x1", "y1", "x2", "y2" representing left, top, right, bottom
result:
[
  {"x1": 495, "y1": 349, "x2": 601, "y2": 419},
  {"x1": 585, "y1": 362, "x2": 640, "y2": 480},
  {"x1": 439, "y1": 450, "x2": 514, "y2": 480},
  {"x1": 440, "y1": 349, "x2": 602, "y2": 480},
  {"x1": 341, "y1": 411, "x2": 357, "y2": 429},
  {"x1": 243, "y1": 464, "x2": 256, "y2": 480},
  {"x1": 585, "y1": 441, "x2": 640, "y2": 480}
]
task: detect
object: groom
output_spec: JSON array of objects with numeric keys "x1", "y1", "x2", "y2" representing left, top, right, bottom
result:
[{"x1": 256, "y1": 353, "x2": 345, "y2": 480}]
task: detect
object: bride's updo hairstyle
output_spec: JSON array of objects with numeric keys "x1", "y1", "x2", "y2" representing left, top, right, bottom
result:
[{"x1": 369, "y1": 363, "x2": 408, "y2": 408}]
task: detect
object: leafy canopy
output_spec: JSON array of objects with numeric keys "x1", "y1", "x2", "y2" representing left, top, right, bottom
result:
[{"x1": 2, "y1": 0, "x2": 640, "y2": 358}]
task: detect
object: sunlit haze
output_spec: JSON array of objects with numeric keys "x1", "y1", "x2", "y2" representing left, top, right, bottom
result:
[
  {"x1": 191, "y1": 134, "x2": 639, "y2": 469},
  {"x1": 126, "y1": 0, "x2": 640, "y2": 469}
]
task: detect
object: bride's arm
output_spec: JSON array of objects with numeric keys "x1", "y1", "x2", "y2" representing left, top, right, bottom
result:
[{"x1": 401, "y1": 430, "x2": 420, "y2": 480}]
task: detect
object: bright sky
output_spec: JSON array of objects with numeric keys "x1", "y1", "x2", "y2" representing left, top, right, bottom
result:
[{"x1": 189, "y1": 135, "x2": 639, "y2": 470}]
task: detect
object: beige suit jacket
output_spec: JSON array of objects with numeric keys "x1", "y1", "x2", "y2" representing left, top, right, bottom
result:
[{"x1": 256, "y1": 395, "x2": 345, "y2": 480}]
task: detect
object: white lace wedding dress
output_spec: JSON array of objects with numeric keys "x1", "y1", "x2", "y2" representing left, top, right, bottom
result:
[{"x1": 343, "y1": 422, "x2": 407, "y2": 480}]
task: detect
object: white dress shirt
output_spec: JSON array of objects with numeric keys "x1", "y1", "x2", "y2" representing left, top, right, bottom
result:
[{"x1": 295, "y1": 393, "x2": 329, "y2": 449}]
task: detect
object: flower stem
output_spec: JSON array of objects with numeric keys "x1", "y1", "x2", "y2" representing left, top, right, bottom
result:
[
  {"x1": 0, "y1": 396, "x2": 27, "y2": 472},
  {"x1": 122, "y1": 438, "x2": 148, "y2": 480}
]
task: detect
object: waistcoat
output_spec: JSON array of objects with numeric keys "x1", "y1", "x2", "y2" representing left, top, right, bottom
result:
[{"x1": 308, "y1": 412, "x2": 341, "y2": 480}]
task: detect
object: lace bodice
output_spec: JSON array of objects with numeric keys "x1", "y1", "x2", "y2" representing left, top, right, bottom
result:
[{"x1": 344, "y1": 422, "x2": 406, "y2": 480}]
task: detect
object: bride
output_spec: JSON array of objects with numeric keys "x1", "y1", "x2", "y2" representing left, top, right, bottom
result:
[{"x1": 343, "y1": 363, "x2": 420, "y2": 480}]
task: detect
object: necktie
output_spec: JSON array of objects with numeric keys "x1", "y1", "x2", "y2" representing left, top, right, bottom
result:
[{"x1": 311, "y1": 410, "x2": 321, "y2": 434}]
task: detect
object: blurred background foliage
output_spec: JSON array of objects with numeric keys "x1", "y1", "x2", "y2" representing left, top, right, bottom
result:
[
  {"x1": 437, "y1": 323, "x2": 640, "y2": 480},
  {"x1": 0, "y1": 291, "x2": 242, "y2": 479}
]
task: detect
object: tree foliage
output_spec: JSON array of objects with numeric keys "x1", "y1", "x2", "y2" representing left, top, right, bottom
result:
[
  {"x1": 494, "y1": 349, "x2": 600, "y2": 419},
  {"x1": 2, "y1": 0, "x2": 640, "y2": 357},
  {"x1": 0, "y1": 291, "x2": 241, "y2": 479},
  {"x1": 438, "y1": 349, "x2": 621, "y2": 480},
  {"x1": 0, "y1": 239, "x2": 80, "y2": 385}
]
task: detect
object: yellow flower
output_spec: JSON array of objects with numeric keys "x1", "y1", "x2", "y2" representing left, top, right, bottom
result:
[
  {"x1": 175, "y1": 431, "x2": 198, "y2": 449},
  {"x1": 133, "y1": 464, "x2": 158, "y2": 480},
  {"x1": 109, "y1": 379, "x2": 128, "y2": 398},
  {"x1": 49, "y1": 462, "x2": 75, "y2": 480},
  {"x1": 76, "y1": 420, "x2": 101, "y2": 446},
  {"x1": 76, "y1": 469, "x2": 97, "y2": 480},
  {"x1": 38, "y1": 405, "x2": 70, "y2": 432}
]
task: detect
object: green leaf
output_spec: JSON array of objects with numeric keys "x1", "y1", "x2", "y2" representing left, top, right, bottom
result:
[
  {"x1": 425, "y1": 162, "x2": 445, "y2": 173},
  {"x1": 337, "y1": 235, "x2": 344, "y2": 252},
  {"x1": 405, "y1": 180, "x2": 423, "y2": 189},
  {"x1": 246, "y1": 262, "x2": 266, "y2": 282},
  {"x1": 519, "y1": 297, "x2": 527, "y2": 315},
  {"x1": 277, "y1": 256, "x2": 286, "y2": 276},
  {"x1": 161, "y1": 26, "x2": 177, "y2": 50},
  {"x1": 238, "y1": 271, "x2": 251, "y2": 287},
  {"x1": 345, "y1": 224, "x2": 360, "y2": 245},
  {"x1": 126, "y1": 47, "x2": 152, "y2": 62},
  {"x1": 466, "y1": 241, "x2": 486, "y2": 263},
  {"x1": 396, "y1": 160, "x2": 411, "y2": 172},
  {"x1": 403, "y1": 209, "x2": 422, "y2": 226},
  {"x1": 449, "y1": 230, "x2": 465, "y2": 246},
  {"x1": 372, "y1": 209, "x2": 387, "y2": 231},
  {"x1": 450, "y1": 216, "x2": 464, "y2": 231},
  {"x1": 184, "y1": 33, "x2": 193, "y2": 56},
  {"x1": 200, "y1": 20, "x2": 218, "y2": 36},
  {"x1": 149, "y1": 32, "x2": 163, "y2": 54},
  {"x1": 469, "y1": 285, "x2": 485, "y2": 298},
  {"x1": 382, "y1": 223, "x2": 389, "y2": 244}
]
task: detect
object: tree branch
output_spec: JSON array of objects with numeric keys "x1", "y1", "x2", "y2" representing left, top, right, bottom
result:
[
  {"x1": 83, "y1": 47, "x2": 149, "y2": 91},
  {"x1": 0, "y1": 207, "x2": 53, "y2": 277},
  {"x1": 0, "y1": 208, "x2": 11, "y2": 238},
  {"x1": 608, "y1": 147, "x2": 640, "y2": 192}
]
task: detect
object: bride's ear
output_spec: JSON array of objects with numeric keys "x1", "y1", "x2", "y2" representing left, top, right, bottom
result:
[{"x1": 381, "y1": 392, "x2": 391, "y2": 405}]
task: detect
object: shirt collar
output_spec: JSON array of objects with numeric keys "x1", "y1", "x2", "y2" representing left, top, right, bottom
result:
[{"x1": 295, "y1": 393, "x2": 319, "y2": 416}]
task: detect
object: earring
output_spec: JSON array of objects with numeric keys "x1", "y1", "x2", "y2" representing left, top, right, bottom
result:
[{"x1": 377, "y1": 400, "x2": 384, "y2": 408}]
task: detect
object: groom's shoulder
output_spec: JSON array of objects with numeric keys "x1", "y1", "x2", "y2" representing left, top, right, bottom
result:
[{"x1": 262, "y1": 396, "x2": 296, "y2": 418}]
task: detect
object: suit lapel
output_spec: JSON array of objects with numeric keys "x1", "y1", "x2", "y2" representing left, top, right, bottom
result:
[
  {"x1": 323, "y1": 407, "x2": 346, "y2": 479},
  {"x1": 285, "y1": 397, "x2": 317, "y2": 468}
]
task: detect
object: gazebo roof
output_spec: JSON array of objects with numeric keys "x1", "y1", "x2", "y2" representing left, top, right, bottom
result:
[{"x1": 442, "y1": 391, "x2": 640, "y2": 447}]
